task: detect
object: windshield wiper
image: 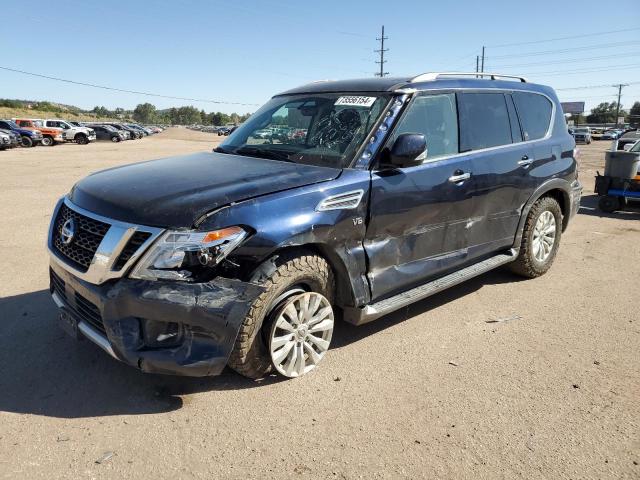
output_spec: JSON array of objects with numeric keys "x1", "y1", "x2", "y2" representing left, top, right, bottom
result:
[{"x1": 233, "y1": 146, "x2": 292, "y2": 162}]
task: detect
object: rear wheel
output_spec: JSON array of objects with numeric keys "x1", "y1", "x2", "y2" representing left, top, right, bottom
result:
[
  {"x1": 41, "y1": 136, "x2": 54, "y2": 147},
  {"x1": 510, "y1": 196, "x2": 562, "y2": 278},
  {"x1": 228, "y1": 252, "x2": 335, "y2": 379},
  {"x1": 21, "y1": 136, "x2": 33, "y2": 147}
]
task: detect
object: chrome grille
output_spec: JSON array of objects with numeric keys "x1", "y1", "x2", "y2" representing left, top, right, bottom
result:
[
  {"x1": 52, "y1": 203, "x2": 110, "y2": 272},
  {"x1": 48, "y1": 198, "x2": 164, "y2": 285}
]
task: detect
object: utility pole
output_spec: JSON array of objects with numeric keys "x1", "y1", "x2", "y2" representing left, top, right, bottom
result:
[
  {"x1": 480, "y1": 46, "x2": 485, "y2": 73},
  {"x1": 375, "y1": 25, "x2": 389, "y2": 77},
  {"x1": 613, "y1": 83, "x2": 628, "y2": 127},
  {"x1": 476, "y1": 55, "x2": 479, "y2": 76}
]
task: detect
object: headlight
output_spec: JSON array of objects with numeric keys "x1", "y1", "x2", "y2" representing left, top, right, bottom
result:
[{"x1": 130, "y1": 226, "x2": 248, "y2": 281}]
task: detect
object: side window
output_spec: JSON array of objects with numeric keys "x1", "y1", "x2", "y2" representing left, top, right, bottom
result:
[
  {"x1": 458, "y1": 93, "x2": 512, "y2": 151},
  {"x1": 390, "y1": 93, "x2": 458, "y2": 160},
  {"x1": 512, "y1": 92, "x2": 553, "y2": 141}
]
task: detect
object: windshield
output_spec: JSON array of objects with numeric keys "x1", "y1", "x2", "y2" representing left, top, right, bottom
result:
[
  {"x1": 33, "y1": 120, "x2": 44, "y2": 128},
  {"x1": 622, "y1": 131, "x2": 640, "y2": 139},
  {"x1": 574, "y1": 128, "x2": 589, "y2": 133},
  {"x1": 630, "y1": 140, "x2": 640, "y2": 152},
  {"x1": 219, "y1": 93, "x2": 391, "y2": 168}
]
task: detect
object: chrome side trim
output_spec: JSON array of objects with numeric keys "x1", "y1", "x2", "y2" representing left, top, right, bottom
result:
[
  {"x1": 78, "y1": 321, "x2": 118, "y2": 359},
  {"x1": 316, "y1": 189, "x2": 365, "y2": 211},
  {"x1": 411, "y1": 72, "x2": 528, "y2": 83},
  {"x1": 47, "y1": 197, "x2": 165, "y2": 285}
]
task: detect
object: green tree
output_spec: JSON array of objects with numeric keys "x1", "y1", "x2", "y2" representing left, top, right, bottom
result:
[
  {"x1": 133, "y1": 103, "x2": 157, "y2": 123},
  {"x1": 586, "y1": 102, "x2": 626, "y2": 124},
  {"x1": 629, "y1": 101, "x2": 640, "y2": 127}
]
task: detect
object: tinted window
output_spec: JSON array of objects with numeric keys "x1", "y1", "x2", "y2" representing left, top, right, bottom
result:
[
  {"x1": 459, "y1": 93, "x2": 512, "y2": 151},
  {"x1": 513, "y1": 92, "x2": 552, "y2": 141},
  {"x1": 390, "y1": 93, "x2": 458, "y2": 160}
]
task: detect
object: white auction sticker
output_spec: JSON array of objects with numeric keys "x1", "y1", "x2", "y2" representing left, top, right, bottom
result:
[{"x1": 334, "y1": 96, "x2": 377, "y2": 108}]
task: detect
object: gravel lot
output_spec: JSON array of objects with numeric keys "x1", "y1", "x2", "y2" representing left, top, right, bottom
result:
[{"x1": 0, "y1": 129, "x2": 638, "y2": 479}]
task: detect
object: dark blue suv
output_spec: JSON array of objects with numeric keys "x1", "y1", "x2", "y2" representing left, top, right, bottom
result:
[{"x1": 47, "y1": 73, "x2": 582, "y2": 379}]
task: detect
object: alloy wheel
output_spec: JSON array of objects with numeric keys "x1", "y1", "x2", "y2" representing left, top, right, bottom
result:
[
  {"x1": 269, "y1": 292, "x2": 334, "y2": 378},
  {"x1": 532, "y1": 210, "x2": 556, "y2": 262}
]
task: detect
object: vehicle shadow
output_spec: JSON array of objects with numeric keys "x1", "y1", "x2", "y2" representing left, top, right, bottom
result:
[
  {"x1": 331, "y1": 268, "x2": 523, "y2": 349},
  {"x1": 0, "y1": 268, "x2": 522, "y2": 418},
  {"x1": 578, "y1": 194, "x2": 640, "y2": 220},
  {"x1": 0, "y1": 290, "x2": 285, "y2": 419}
]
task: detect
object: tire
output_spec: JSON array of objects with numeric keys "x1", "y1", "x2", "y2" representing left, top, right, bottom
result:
[
  {"x1": 510, "y1": 196, "x2": 563, "y2": 278},
  {"x1": 41, "y1": 136, "x2": 53, "y2": 147},
  {"x1": 598, "y1": 195, "x2": 620, "y2": 213},
  {"x1": 75, "y1": 134, "x2": 88, "y2": 145},
  {"x1": 228, "y1": 252, "x2": 335, "y2": 379},
  {"x1": 111, "y1": 136, "x2": 120, "y2": 143},
  {"x1": 21, "y1": 136, "x2": 33, "y2": 148}
]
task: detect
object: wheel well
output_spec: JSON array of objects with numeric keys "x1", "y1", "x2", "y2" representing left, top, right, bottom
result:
[
  {"x1": 251, "y1": 245, "x2": 354, "y2": 308},
  {"x1": 541, "y1": 189, "x2": 570, "y2": 230}
]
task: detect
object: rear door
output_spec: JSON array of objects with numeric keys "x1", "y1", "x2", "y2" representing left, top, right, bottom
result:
[
  {"x1": 364, "y1": 93, "x2": 476, "y2": 301},
  {"x1": 458, "y1": 91, "x2": 529, "y2": 256}
]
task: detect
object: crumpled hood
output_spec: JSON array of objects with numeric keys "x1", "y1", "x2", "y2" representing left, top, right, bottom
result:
[{"x1": 69, "y1": 151, "x2": 341, "y2": 228}]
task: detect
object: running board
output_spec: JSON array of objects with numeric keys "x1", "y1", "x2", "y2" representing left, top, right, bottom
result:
[{"x1": 343, "y1": 249, "x2": 518, "y2": 325}]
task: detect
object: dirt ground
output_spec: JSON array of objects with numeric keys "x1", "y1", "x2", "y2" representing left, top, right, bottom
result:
[{"x1": 0, "y1": 129, "x2": 638, "y2": 479}]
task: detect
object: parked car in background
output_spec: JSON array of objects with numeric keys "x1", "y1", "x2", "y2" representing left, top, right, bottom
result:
[
  {"x1": 87, "y1": 124, "x2": 124, "y2": 142},
  {"x1": 0, "y1": 119, "x2": 43, "y2": 147},
  {"x1": 103, "y1": 123, "x2": 141, "y2": 139},
  {"x1": 0, "y1": 130, "x2": 12, "y2": 150},
  {"x1": 43, "y1": 119, "x2": 96, "y2": 145},
  {"x1": 601, "y1": 130, "x2": 620, "y2": 140},
  {"x1": 14, "y1": 118, "x2": 65, "y2": 146},
  {"x1": 125, "y1": 124, "x2": 150, "y2": 136},
  {"x1": 217, "y1": 127, "x2": 231, "y2": 136},
  {"x1": 616, "y1": 130, "x2": 640, "y2": 150},
  {"x1": 0, "y1": 128, "x2": 22, "y2": 148},
  {"x1": 571, "y1": 127, "x2": 592, "y2": 144},
  {"x1": 99, "y1": 123, "x2": 131, "y2": 140}
]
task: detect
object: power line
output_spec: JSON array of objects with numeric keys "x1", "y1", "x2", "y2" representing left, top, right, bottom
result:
[
  {"x1": 487, "y1": 40, "x2": 640, "y2": 59},
  {"x1": 517, "y1": 63, "x2": 640, "y2": 77},
  {"x1": 0, "y1": 65, "x2": 260, "y2": 106},
  {"x1": 556, "y1": 81, "x2": 640, "y2": 91},
  {"x1": 487, "y1": 52, "x2": 640, "y2": 69},
  {"x1": 374, "y1": 25, "x2": 389, "y2": 77},
  {"x1": 487, "y1": 26, "x2": 640, "y2": 48}
]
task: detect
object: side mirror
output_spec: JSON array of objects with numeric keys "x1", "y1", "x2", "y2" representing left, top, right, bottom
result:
[{"x1": 382, "y1": 133, "x2": 427, "y2": 169}]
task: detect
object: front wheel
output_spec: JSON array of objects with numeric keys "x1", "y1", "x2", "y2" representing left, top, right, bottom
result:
[
  {"x1": 41, "y1": 136, "x2": 54, "y2": 146},
  {"x1": 111, "y1": 136, "x2": 120, "y2": 142},
  {"x1": 75, "y1": 134, "x2": 88, "y2": 145},
  {"x1": 228, "y1": 253, "x2": 335, "y2": 379},
  {"x1": 510, "y1": 196, "x2": 562, "y2": 278},
  {"x1": 21, "y1": 136, "x2": 33, "y2": 147}
]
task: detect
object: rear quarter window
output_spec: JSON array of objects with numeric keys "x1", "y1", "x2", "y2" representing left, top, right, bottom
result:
[
  {"x1": 458, "y1": 93, "x2": 512, "y2": 151},
  {"x1": 512, "y1": 92, "x2": 553, "y2": 141}
]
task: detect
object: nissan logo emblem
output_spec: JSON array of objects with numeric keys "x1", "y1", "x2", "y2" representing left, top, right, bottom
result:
[{"x1": 60, "y1": 218, "x2": 76, "y2": 245}]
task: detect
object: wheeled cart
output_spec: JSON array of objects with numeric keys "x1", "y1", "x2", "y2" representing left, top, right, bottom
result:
[{"x1": 594, "y1": 150, "x2": 640, "y2": 213}]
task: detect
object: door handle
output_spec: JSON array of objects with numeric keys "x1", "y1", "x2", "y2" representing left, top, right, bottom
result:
[
  {"x1": 518, "y1": 155, "x2": 533, "y2": 167},
  {"x1": 448, "y1": 172, "x2": 471, "y2": 183}
]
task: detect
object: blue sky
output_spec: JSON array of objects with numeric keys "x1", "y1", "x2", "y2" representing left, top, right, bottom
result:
[{"x1": 1, "y1": 0, "x2": 639, "y2": 114}]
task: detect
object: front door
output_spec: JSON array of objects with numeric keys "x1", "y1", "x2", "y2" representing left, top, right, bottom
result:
[{"x1": 364, "y1": 93, "x2": 476, "y2": 301}]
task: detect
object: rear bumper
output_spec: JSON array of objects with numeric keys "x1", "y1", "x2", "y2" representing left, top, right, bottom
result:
[{"x1": 49, "y1": 260, "x2": 265, "y2": 376}]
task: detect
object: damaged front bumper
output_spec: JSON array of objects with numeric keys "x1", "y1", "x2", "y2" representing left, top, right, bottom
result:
[{"x1": 49, "y1": 261, "x2": 265, "y2": 376}]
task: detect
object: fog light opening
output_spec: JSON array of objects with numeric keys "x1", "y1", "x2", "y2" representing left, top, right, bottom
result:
[{"x1": 141, "y1": 319, "x2": 184, "y2": 348}]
